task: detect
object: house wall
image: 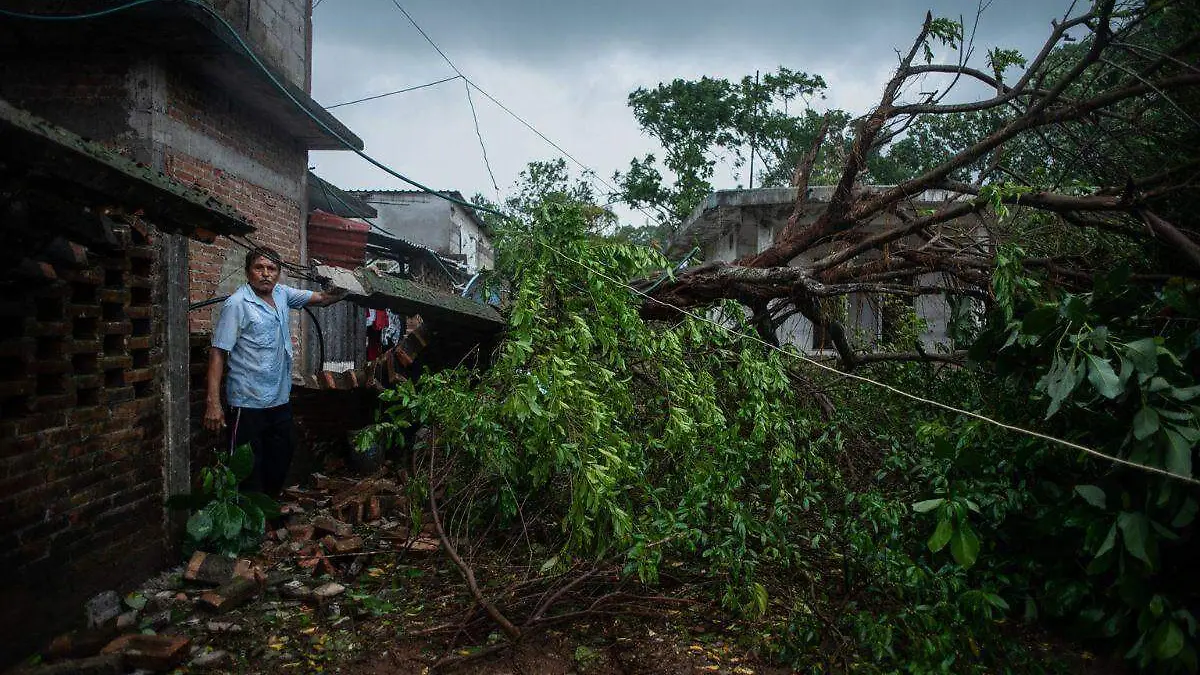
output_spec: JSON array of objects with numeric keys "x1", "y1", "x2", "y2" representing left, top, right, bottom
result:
[
  {"x1": 213, "y1": 0, "x2": 312, "y2": 91},
  {"x1": 0, "y1": 224, "x2": 166, "y2": 665},
  {"x1": 363, "y1": 193, "x2": 495, "y2": 273},
  {"x1": 451, "y1": 205, "x2": 492, "y2": 272},
  {"x1": 695, "y1": 209, "x2": 955, "y2": 353},
  {"x1": 0, "y1": 9, "x2": 313, "y2": 662},
  {"x1": 364, "y1": 193, "x2": 454, "y2": 253}
]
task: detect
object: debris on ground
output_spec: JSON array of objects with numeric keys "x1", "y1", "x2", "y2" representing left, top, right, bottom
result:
[
  {"x1": 17, "y1": 469, "x2": 443, "y2": 674},
  {"x1": 16, "y1": 466, "x2": 788, "y2": 675}
]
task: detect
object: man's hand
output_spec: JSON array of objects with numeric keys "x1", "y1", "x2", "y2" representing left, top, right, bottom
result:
[
  {"x1": 204, "y1": 400, "x2": 225, "y2": 432},
  {"x1": 308, "y1": 287, "x2": 349, "y2": 307}
]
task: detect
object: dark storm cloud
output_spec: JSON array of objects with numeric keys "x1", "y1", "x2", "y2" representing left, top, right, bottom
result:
[
  {"x1": 315, "y1": 0, "x2": 1075, "y2": 69},
  {"x1": 307, "y1": 0, "x2": 1081, "y2": 224}
]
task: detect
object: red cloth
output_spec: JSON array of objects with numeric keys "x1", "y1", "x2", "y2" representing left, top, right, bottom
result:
[{"x1": 366, "y1": 309, "x2": 390, "y2": 360}]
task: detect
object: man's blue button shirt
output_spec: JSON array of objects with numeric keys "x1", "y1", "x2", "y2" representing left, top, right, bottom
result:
[{"x1": 212, "y1": 283, "x2": 313, "y2": 409}]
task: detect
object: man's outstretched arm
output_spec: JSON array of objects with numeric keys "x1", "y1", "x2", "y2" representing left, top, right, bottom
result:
[{"x1": 306, "y1": 287, "x2": 348, "y2": 307}]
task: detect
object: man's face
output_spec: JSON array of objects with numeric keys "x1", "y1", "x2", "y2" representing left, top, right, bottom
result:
[{"x1": 247, "y1": 256, "x2": 281, "y2": 295}]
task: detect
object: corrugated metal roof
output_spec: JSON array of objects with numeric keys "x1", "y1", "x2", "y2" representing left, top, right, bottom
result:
[{"x1": 308, "y1": 172, "x2": 378, "y2": 218}]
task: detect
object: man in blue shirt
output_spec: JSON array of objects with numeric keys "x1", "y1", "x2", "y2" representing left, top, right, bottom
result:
[{"x1": 204, "y1": 247, "x2": 346, "y2": 497}]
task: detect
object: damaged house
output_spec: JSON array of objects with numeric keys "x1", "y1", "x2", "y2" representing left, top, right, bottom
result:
[
  {"x1": 0, "y1": 0, "x2": 363, "y2": 662},
  {"x1": 668, "y1": 185, "x2": 984, "y2": 352}
]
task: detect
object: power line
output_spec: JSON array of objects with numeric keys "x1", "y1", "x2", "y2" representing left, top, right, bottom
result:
[
  {"x1": 382, "y1": 0, "x2": 674, "y2": 228},
  {"x1": 464, "y1": 79, "x2": 500, "y2": 194},
  {"x1": 324, "y1": 75, "x2": 461, "y2": 109}
]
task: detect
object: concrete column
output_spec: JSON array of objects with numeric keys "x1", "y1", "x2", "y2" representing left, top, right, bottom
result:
[
  {"x1": 130, "y1": 56, "x2": 192, "y2": 538},
  {"x1": 161, "y1": 234, "x2": 191, "y2": 506}
]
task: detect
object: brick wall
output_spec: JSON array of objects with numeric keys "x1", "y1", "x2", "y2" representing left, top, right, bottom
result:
[
  {"x1": 165, "y1": 150, "x2": 304, "y2": 334},
  {"x1": 0, "y1": 225, "x2": 166, "y2": 664},
  {"x1": 212, "y1": 0, "x2": 312, "y2": 91},
  {"x1": 0, "y1": 55, "x2": 141, "y2": 154},
  {"x1": 164, "y1": 66, "x2": 307, "y2": 179}
]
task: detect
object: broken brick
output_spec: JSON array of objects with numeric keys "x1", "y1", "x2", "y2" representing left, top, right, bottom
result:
[
  {"x1": 197, "y1": 576, "x2": 260, "y2": 614},
  {"x1": 101, "y1": 634, "x2": 190, "y2": 671},
  {"x1": 183, "y1": 551, "x2": 255, "y2": 585},
  {"x1": 323, "y1": 535, "x2": 363, "y2": 555},
  {"x1": 287, "y1": 523, "x2": 316, "y2": 542},
  {"x1": 334, "y1": 496, "x2": 366, "y2": 524},
  {"x1": 312, "y1": 516, "x2": 353, "y2": 537},
  {"x1": 48, "y1": 625, "x2": 119, "y2": 660}
]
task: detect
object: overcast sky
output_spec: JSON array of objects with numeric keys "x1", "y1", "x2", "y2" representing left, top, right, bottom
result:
[{"x1": 308, "y1": 0, "x2": 1078, "y2": 227}]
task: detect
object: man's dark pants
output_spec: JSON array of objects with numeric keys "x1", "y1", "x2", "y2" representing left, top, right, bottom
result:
[{"x1": 229, "y1": 403, "x2": 294, "y2": 498}]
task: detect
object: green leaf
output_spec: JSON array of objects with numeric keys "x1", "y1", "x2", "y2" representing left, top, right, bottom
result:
[
  {"x1": 231, "y1": 444, "x2": 255, "y2": 482},
  {"x1": 1075, "y1": 485, "x2": 1107, "y2": 509},
  {"x1": 1171, "y1": 385, "x2": 1200, "y2": 402},
  {"x1": 186, "y1": 508, "x2": 213, "y2": 541},
  {"x1": 1117, "y1": 512, "x2": 1153, "y2": 567},
  {"x1": 984, "y1": 593, "x2": 1010, "y2": 611},
  {"x1": 242, "y1": 491, "x2": 280, "y2": 519},
  {"x1": 1094, "y1": 523, "x2": 1117, "y2": 559},
  {"x1": 1085, "y1": 354, "x2": 1123, "y2": 399},
  {"x1": 243, "y1": 502, "x2": 266, "y2": 534},
  {"x1": 1171, "y1": 499, "x2": 1198, "y2": 528},
  {"x1": 1039, "y1": 353, "x2": 1082, "y2": 418},
  {"x1": 1124, "y1": 338, "x2": 1159, "y2": 377},
  {"x1": 222, "y1": 504, "x2": 246, "y2": 541},
  {"x1": 1020, "y1": 306, "x2": 1058, "y2": 336},
  {"x1": 912, "y1": 498, "x2": 945, "y2": 514},
  {"x1": 950, "y1": 525, "x2": 980, "y2": 568},
  {"x1": 1152, "y1": 621, "x2": 1185, "y2": 660},
  {"x1": 1164, "y1": 429, "x2": 1193, "y2": 478},
  {"x1": 1134, "y1": 407, "x2": 1160, "y2": 441},
  {"x1": 124, "y1": 592, "x2": 147, "y2": 611},
  {"x1": 928, "y1": 518, "x2": 953, "y2": 553}
]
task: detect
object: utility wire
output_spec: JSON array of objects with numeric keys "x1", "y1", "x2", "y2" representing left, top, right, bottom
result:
[
  {"x1": 324, "y1": 75, "x2": 461, "y2": 109},
  {"x1": 382, "y1": 0, "x2": 674, "y2": 228},
  {"x1": 464, "y1": 79, "x2": 500, "y2": 194},
  {"x1": 0, "y1": 0, "x2": 500, "y2": 218},
  {"x1": 9, "y1": 0, "x2": 1183, "y2": 486}
]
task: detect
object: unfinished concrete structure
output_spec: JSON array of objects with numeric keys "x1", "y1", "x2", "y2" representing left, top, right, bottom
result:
[
  {"x1": 353, "y1": 190, "x2": 495, "y2": 275},
  {"x1": 0, "y1": 100, "x2": 257, "y2": 665},
  {"x1": 669, "y1": 186, "x2": 981, "y2": 352}
]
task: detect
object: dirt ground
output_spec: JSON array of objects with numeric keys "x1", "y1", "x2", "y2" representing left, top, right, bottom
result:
[{"x1": 161, "y1": 551, "x2": 792, "y2": 675}]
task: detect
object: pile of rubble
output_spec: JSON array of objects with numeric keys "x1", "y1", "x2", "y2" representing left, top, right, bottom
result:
[{"x1": 15, "y1": 472, "x2": 441, "y2": 674}]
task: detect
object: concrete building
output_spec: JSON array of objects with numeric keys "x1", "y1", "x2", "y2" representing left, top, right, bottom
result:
[
  {"x1": 668, "y1": 186, "x2": 981, "y2": 352},
  {"x1": 0, "y1": 1, "x2": 359, "y2": 662},
  {"x1": 352, "y1": 190, "x2": 495, "y2": 274}
]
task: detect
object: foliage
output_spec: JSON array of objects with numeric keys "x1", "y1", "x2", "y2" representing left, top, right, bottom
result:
[
  {"x1": 614, "y1": 69, "x2": 848, "y2": 224},
  {"x1": 365, "y1": 180, "x2": 1091, "y2": 672},
  {"x1": 168, "y1": 444, "x2": 278, "y2": 556},
  {"x1": 961, "y1": 252, "x2": 1200, "y2": 672}
]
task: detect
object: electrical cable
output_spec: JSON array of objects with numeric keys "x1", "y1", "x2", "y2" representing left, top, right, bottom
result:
[
  {"x1": 8, "y1": 0, "x2": 1186, "y2": 485},
  {"x1": 381, "y1": 0, "x2": 674, "y2": 228},
  {"x1": 0, "y1": 0, "x2": 508, "y2": 220},
  {"x1": 324, "y1": 74, "x2": 461, "y2": 109},
  {"x1": 303, "y1": 305, "x2": 326, "y2": 375},
  {"x1": 464, "y1": 78, "x2": 500, "y2": 194}
]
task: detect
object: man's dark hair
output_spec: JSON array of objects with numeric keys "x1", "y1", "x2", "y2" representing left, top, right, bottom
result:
[{"x1": 245, "y1": 247, "x2": 282, "y2": 272}]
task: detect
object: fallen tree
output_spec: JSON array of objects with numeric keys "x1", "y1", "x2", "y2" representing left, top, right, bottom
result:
[{"x1": 639, "y1": 0, "x2": 1200, "y2": 371}]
